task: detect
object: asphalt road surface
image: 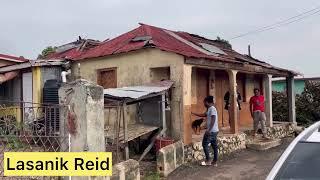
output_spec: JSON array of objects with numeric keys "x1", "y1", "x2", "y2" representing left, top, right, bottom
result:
[{"x1": 168, "y1": 138, "x2": 293, "y2": 180}]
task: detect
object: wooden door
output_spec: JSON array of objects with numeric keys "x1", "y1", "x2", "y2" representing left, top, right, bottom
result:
[
  {"x1": 191, "y1": 69, "x2": 209, "y2": 118},
  {"x1": 215, "y1": 70, "x2": 229, "y2": 127}
]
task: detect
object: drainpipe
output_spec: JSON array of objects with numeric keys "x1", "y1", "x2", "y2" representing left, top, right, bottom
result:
[
  {"x1": 61, "y1": 69, "x2": 71, "y2": 83},
  {"x1": 62, "y1": 69, "x2": 72, "y2": 180}
]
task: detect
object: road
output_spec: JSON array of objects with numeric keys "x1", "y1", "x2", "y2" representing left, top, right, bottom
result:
[{"x1": 168, "y1": 138, "x2": 292, "y2": 180}]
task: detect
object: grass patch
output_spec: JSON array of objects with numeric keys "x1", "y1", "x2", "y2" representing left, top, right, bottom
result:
[{"x1": 144, "y1": 171, "x2": 161, "y2": 180}]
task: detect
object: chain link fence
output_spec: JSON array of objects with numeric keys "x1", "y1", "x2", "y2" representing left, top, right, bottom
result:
[{"x1": 0, "y1": 101, "x2": 69, "y2": 180}]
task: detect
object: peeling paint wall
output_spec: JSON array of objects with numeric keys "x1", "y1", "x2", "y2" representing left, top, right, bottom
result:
[{"x1": 71, "y1": 48, "x2": 185, "y2": 139}]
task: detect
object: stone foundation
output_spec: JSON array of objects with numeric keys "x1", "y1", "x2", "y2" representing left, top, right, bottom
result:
[
  {"x1": 157, "y1": 141, "x2": 184, "y2": 177},
  {"x1": 184, "y1": 133, "x2": 247, "y2": 162},
  {"x1": 185, "y1": 123, "x2": 299, "y2": 162},
  {"x1": 111, "y1": 159, "x2": 140, "y2": 180},
  {"x1": 244, "y1": 122, "x2": 297, "y2": 139}
]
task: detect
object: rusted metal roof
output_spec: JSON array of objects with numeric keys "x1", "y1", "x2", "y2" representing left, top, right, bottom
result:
[
  {"x1": 0, "y1": 53, "x2": 27, "y2": 62},
  {"x1": 59, "y1": 23, "x2": 295, "y2": 75}
]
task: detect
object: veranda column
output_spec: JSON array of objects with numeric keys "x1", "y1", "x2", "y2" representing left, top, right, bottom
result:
[
  {"x1": 228, "y1": 70, "x2": 238, "y2": 134},
  {"x1": 183, "y1": 65, "x2": 192, "y2": 144},
  {"x1": 287, "y1": 75, "x2": 296, "y2": 124},
  {"x1": 263, "y1": 74, "x2": 273, "y2": 127}
]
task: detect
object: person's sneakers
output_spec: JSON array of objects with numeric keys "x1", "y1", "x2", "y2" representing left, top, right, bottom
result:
[
  {"x1": 200, "y1": 161, "x2": 212, "y2": 166},
  {"x1": 212, "y1": 161, "x2": 218, "y2": 167}
]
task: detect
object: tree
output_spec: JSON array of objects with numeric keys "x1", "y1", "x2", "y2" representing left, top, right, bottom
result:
[
  {"x1": 37, "y1": 46, "x2": 57, "y2": 59},
  {"x1": 272, "y1": 80, "x2": 320, "y2": 126},
  {"x1": 296, "y1": 81, "x2": 320, "y2": 125},
  {"x1": 216, "y1": 36, "x2": 232, "y2": 49}
]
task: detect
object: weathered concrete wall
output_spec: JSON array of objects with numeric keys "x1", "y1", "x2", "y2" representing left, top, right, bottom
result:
[
  {"x1": 59, "y1": 79, "x2": 105, "y2": 152},
  {"x1": 111, "y1": 159, "x2": 140, "y2": 180},
  {"x1": 72, "y1": 48, "x2": 185, "y2": 139},
  {"x1": 157, "y1": 141, "x2": 184, "y2": 177},
  {"x1": 185, "y1": 133, "x2": 247, "y2": 162},
  {"x1": 59, "y1": 79, "x2": 106, "y2": 180}
]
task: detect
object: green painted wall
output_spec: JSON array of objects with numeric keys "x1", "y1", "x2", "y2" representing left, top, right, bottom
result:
[{"x1": 272, "y1": 80, "x2": 306, "y2": 94}]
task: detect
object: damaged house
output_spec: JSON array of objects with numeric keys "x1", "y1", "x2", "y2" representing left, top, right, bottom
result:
[{"x1": 49, "y1": 23, "x2": 298, "y2": 145}]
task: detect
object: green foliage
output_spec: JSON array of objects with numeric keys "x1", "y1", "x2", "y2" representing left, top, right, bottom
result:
[
  {"x1": 144, "y1": 171, "x2": 161, "y2": 180},
  {"x1": 37, "y1": 46, "x2": 57, "y2": 59},
  {"x1": 273, "y1": 81, "x2": 320, "y2": 126},
  {"x1": 216, "y1": 36, "x2": 232, "y2": 49},
  {"x1": 272, "y1": 91, "x2": 289, "y2": 122},
  {"x1": 6, "y1": 136, "x2": 25, "y2": 150},
  {"x1": 296, "y1": 81, "x2": 320, "y2": 126}
]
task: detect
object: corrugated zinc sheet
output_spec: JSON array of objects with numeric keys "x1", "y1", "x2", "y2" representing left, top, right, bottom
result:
[{"x1": 103, "y1": 80, "x2": 173, "y2": 100}]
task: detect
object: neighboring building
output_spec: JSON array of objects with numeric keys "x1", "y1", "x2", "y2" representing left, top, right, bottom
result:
[
  {"x1": 272, "y1": 76, "x2": 320, "y2": 94},
  {"x1": 0, "y1": 53, "x2": 27, "y2": 67},
  {"x1": 46, "y1": 24, "x2": 298, "y2": 144},
  {"x1": 0, "y1": 59, "x2": 65, "y2": 103},
  {"x1": 0, "y1": 53, "x2": 28, "y2": 101}
]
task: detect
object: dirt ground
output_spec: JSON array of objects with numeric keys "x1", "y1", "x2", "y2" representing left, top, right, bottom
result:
[{"x1": 168, "y1": 138, "x2": 293, "y2": 180}]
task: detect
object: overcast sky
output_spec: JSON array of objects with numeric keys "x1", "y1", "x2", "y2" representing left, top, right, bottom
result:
[{"x1": 0, "y1": 0, "x2": 319, "y2": 76}]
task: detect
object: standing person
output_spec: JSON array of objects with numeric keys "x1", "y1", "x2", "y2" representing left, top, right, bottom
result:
[
  {"x1": 192, "y1": 96, "x2": 219, "y2": 166},
  {"x1": 250, "y1": 88, "x2": 268, "y2": 139},
  {"x1": 224, "y1": 90, "x2": 242, "y2": 126}
]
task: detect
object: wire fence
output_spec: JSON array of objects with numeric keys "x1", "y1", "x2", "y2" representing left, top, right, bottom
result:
[{"x1": 0, "y1": 101, "x2": 69, "y2": 180}]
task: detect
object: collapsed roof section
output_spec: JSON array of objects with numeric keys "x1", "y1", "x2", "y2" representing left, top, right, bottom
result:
[{"x1": 45, "y1": 36, "x2": 102, "y2": 60}]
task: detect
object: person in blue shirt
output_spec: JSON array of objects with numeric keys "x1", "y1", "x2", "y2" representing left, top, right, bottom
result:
[{"x1": 192, "y1": 96, "x2": 219, "y2": 166}]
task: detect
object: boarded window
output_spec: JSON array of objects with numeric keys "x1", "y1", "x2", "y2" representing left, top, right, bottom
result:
[{"x1": 97, "y1": 68, "x2": 117, "y2": 89}]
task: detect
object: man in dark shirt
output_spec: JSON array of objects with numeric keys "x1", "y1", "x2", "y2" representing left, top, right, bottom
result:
[{"x1": 224, "y1": 91, "x2": 242, "y2": 126}]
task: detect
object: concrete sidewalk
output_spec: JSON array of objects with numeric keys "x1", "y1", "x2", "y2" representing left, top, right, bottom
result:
[{"x1": 168, "y1": 138, "x2": 293, "y2": 180}]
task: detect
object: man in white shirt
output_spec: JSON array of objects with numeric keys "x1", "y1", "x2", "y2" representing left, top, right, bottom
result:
[{"x1": 192, "y1": 96, "x2": 219, "y2": 166}]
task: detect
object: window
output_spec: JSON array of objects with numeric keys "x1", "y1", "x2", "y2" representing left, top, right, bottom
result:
[
  {"x1": 97, "y1": 68, "x2": 117, "y2": 89},
  {"x1": 275, "y1": 142, "x2": 320, "y2": 179},
  {"x1": 150, "y1": 67, "x2": 170, "y2": 82}
]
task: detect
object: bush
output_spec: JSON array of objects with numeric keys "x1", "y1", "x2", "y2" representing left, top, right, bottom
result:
[{"x1": 273, "y1": 80, "x2": 320, "y2": 126}]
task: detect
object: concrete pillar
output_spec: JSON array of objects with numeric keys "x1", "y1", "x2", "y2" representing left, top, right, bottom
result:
[
  {"x1": 287, "y1": 76, "x2": 296, "y2": 124},
  {"x1": 59, "y1": 79, "x2": 105, "y2": 180},
  {"x1": 263, "y1": 74, "x2": 273, "y2": 127},
  {"x1": 183, "y1": 65, "x2": 192, "y2": 144},
  {"x1": 228, "y1": 70, "x2": 239, "y2": 134},
  {"x1": 32, "y1": 66, "x2": 42, "y2": 104}
]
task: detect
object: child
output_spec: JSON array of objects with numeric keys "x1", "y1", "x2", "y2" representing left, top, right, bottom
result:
[{"x1": 192, "y1": 96, "x2": 219, "y2": 166}]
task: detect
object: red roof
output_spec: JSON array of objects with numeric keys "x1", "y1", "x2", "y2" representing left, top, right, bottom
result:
[
  {"x1": 64, "y1": 24, "x2": 291, "y2": 72},
  {"x1": 0, "y1": 53, "x2": 27, "y2": 62},
  {"x1": 45, "y1": 38, "x2": 101, "y2": 60},
  {"x1": 74, "y1": 24, "x2": 234, "y2": 62}
]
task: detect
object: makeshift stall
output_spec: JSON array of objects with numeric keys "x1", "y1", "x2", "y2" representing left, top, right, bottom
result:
[{"x1": 103, "y1": 80, "x2": 173, "y2": 162}]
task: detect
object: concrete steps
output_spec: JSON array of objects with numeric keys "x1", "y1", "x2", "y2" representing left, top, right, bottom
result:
[{"x1": 246, "y1": 138, "x2": 282, "y2": 151}]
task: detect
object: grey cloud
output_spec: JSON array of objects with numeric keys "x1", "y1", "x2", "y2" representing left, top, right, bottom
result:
[{"x1": 0, "y1": 0, "x2": 319, "y2": 75}]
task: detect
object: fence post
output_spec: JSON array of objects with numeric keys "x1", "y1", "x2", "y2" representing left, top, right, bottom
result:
[{"x1": 59, "y1": 79, "x2": 106, "y2": 179}]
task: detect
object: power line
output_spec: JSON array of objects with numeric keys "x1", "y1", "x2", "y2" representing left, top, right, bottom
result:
[{"x1": 229, "y1": 5, "x2": 320, "y2": 40}]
